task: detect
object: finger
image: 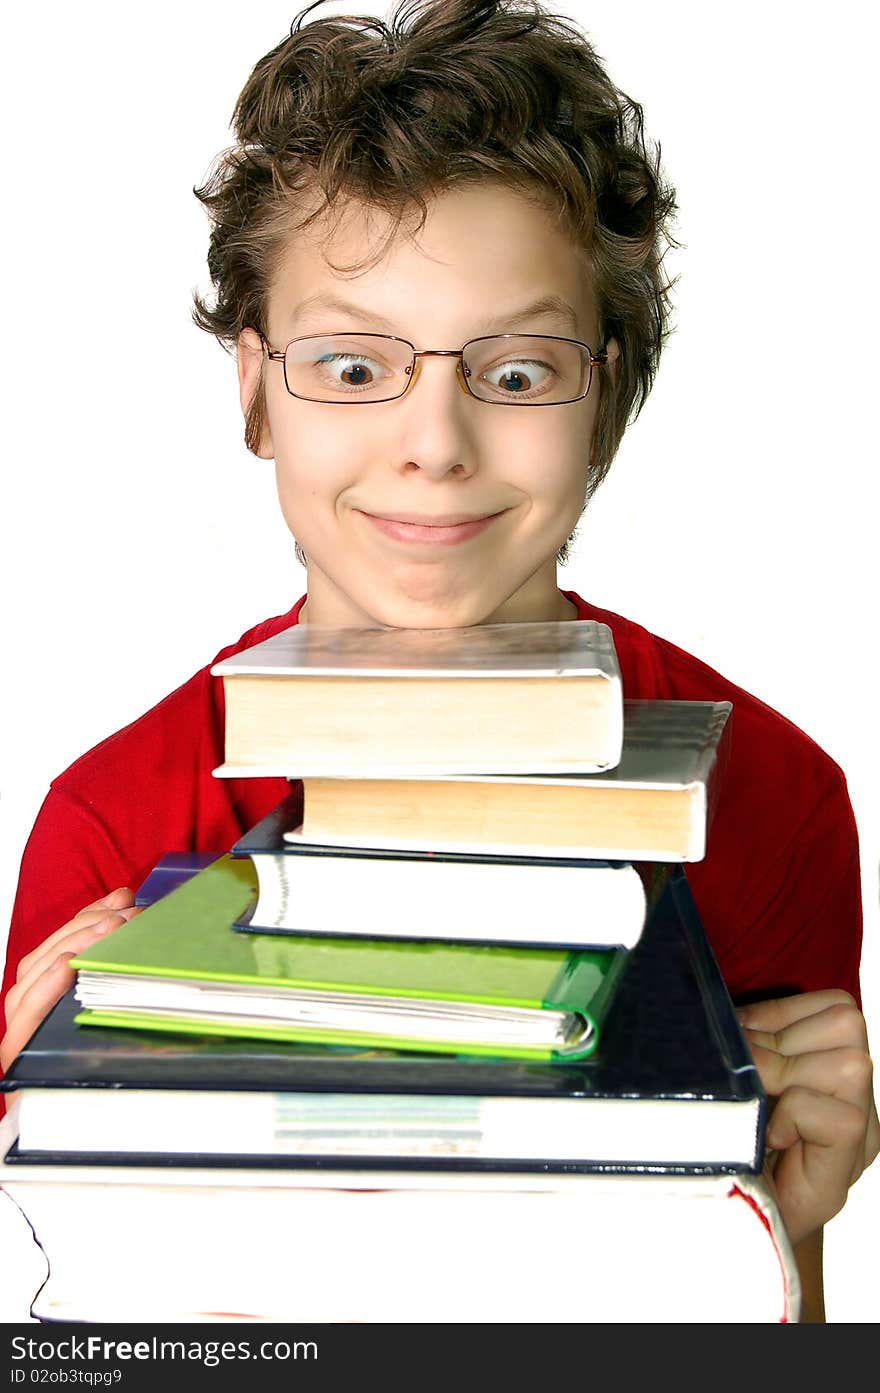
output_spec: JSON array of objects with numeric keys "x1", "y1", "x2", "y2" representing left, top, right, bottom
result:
[
  {"x1": 10, "y1": 902, "x2": 139, "y2": 1002},
  {"x1": 742, "y1": 1000, "x2": 869, "y2": 1058},
  {"x1": 862, "y1": 1095, "x2": 880, "y2": 1170},
  {"x1": 764, "y1": 1087, "x2": 865, "y2": 1245},
  {"x1": 750, "y1": 1042, "x2": 876, "y2": 1187},
  {"x1": 747, "y1": 1041, "x2": 873, "y2": 1113},
  {"x1": 0, "y1": 954, "x2": 78, "y2": 1075},
  {"x1": 4, "y1": 911, "x2": 137, "y2": 1023},
  {"x1": 737, "y1": 990, "x2": 857, "y2": 1034},
  {"x1": 13, "y1": 888, "x2": 136, "y2": 984}
]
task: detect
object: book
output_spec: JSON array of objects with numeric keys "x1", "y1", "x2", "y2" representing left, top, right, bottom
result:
[
  {"x1": 210, "y1": 619, "x2": 624, "y2": 776},
  {"x1": 287, "y1": 698, "x2": 732, "y2": 861},
  {"x1": 0, "y1": 1114, "x2": 800, "y2": 1323},
  {"x1": 134, "y1": 851, "x2": 223, "y2": 906},
  {"x1": 4, "y1": 873, "x2": 765, "y2": 1174},
  {"x1": 231, "y1": 792, "x2": 649, "y2": 949},
  {"x1": 64, "y1": 855, "x2": 630, "y2": 1062}
]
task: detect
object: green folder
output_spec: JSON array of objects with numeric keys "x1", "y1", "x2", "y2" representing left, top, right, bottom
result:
[{"x1": 70, "y1": 856, "x2": 629, "y2": 1061}]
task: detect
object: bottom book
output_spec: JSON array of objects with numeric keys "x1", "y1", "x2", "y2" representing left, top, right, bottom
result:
[{"x1": 0, "y1": 1117, "x2": 799, "y2": 1323}]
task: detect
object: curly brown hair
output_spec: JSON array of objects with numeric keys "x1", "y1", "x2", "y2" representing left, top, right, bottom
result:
[{"x1": 193, "y1": 0, "x2": 678, "y2": 559}]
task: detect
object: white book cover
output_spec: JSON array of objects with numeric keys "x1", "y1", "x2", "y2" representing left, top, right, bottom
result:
[
  {"x1": 212, "y1": 620, "x2": 625, "y2": 775},
  {"x1": 211, "y1": 619, "x2": 622, "y2": 679}
]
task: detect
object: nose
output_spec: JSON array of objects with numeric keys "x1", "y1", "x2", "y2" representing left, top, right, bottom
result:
[
  {"x1": 406, "y1": 350, "x2": 472, "y2": 398},
  {"x1": 391, "y1": 353, "x2": 479, "y2": 481}
]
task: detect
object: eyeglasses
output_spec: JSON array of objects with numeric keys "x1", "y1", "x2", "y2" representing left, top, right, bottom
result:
[{"x1": 262, "y1": 332, "x2": 608, "y2": 406}]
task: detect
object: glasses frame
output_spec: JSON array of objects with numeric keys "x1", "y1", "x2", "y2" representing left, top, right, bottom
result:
[{"x1": 261, "y1": 331, "x2": 609, "y2": 406}]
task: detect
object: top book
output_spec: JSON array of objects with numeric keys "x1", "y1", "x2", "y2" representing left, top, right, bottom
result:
[{"x1": 212, "y1": 620, "x2": 623, "y2": 775}]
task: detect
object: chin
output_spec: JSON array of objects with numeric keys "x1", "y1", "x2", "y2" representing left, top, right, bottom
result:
[
  {"x1": 371, "y1": 601, "x2": 487, "y2": 631},
  {"x1": 365, "y1": 583, "x2": 503, "y2": 631}
]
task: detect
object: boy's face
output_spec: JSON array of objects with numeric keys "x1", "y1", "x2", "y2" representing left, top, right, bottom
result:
[{"x1": 238, "y1": 183, "x2": 617, "y2": 628}]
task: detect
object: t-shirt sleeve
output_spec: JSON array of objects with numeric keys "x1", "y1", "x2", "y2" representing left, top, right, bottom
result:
[
  {"x1": 1, "y1": 602, "x2": 304, "y2": 1101},
  {"x1": 569, "y1": 595, "x2": 865, "y2": 1007},
  {"x1": 0, "y1": 784, "x2": 142, "y2": 1102},
  {"x1": 688, "y1": 749, "x2": 863, "y2": 1006}
]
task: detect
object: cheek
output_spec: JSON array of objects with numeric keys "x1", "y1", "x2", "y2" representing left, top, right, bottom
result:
[
  {"x1": 271, "y1": 410, "x2": 361, "y2": 499},
  {"x1": 498, "y1": 411, "x2": 590, "y2": 497}
]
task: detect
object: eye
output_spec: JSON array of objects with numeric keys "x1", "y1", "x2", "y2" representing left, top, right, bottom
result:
[
  {"x1": 314, "y1": 353, "x2": 386, "y2": 390},
  {"x1": 479, "y1": 357, "x2": 554, "y2": 397}
]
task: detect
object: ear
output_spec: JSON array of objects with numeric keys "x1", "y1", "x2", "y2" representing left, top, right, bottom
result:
[
  {"x1": 237, "y1": 328, "x2": 275, "y2": 459},
  {"x1": 603, "y1": 336, "x2": 621, "y2": 389},
  {"x1": 587, "y1": 336, "x2": 621, "y2": 475}
]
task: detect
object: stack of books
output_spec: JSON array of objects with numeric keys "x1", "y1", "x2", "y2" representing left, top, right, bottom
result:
[{"x1": 0, "y1": 621, "x2": 801, "y2": 1322}]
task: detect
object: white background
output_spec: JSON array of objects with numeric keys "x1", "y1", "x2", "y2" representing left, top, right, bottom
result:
[{"x1": 0, "y1": 0, "x2": 877, "y2": 1321}]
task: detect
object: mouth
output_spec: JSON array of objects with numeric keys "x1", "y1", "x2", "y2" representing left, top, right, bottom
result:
[{"x1": 357, "y1": 509, "x2": 508, "y2": 546}]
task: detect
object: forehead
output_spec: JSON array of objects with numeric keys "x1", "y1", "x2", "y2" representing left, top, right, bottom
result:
[{"x1": 267, "y1": 183, "x2": 598, "y2": 341}]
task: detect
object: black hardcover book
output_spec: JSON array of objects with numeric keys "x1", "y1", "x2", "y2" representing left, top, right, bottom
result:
[{"x1": 2, "y1": 871, "x2": 765, "y2": 1175}]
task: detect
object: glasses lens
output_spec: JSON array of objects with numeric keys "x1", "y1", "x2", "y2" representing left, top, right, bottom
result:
[
  {"x1": 283, "y1": 335, "x2": 414, "y2": 402},
  {"x1": 462, "y1": 336, "x2": 591, "y2": 405}
]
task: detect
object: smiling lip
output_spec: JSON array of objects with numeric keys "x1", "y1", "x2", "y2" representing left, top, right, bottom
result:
[{"x1": 359, "y1": 510, "x2": 506, "y2": 545}]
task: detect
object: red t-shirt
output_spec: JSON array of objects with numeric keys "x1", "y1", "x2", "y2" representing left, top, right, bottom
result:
[{"x1": 2, "y1": 590, "x2": 862, "y2": 1081}]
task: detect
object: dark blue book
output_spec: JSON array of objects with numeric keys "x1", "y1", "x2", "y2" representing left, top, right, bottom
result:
[
  {"x1": 1, "y1": 870, "x2": 765, "y2": 1176},
  {"x1": 134, "y1": 852, "x2": 224, "y2": 906}
]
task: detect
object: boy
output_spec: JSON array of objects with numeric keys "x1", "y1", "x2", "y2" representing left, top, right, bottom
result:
[{"x1": 2, "y1": 0, "x2": 876, "y2": 1320}]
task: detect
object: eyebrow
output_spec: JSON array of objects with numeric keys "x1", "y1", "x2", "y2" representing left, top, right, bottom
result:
[
  {"x1": 288, "y1": 292, "x2": 583, "y2": 337},
  {"x1": 481, "y1": 296, "x2": 582, "y2": 335},
  {"x1": 290, "y1": 294, "x2": 398, "y2": 332}
]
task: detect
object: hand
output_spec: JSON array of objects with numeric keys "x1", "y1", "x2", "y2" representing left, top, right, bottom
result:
[
  {"x1": 738, "y1": 990, "x2": 880, "y2": 1248},
  {"x1": 0, "y1": 889, "x2": 142, "y2": 1074}
]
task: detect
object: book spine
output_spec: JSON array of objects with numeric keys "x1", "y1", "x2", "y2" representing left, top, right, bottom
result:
[
  {"x1": 670, "y1": 873, "x2": 766, "y2": 1151},
  {"x1": 551, "y1": 947, "x2": 630, "y2": 1060}
]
